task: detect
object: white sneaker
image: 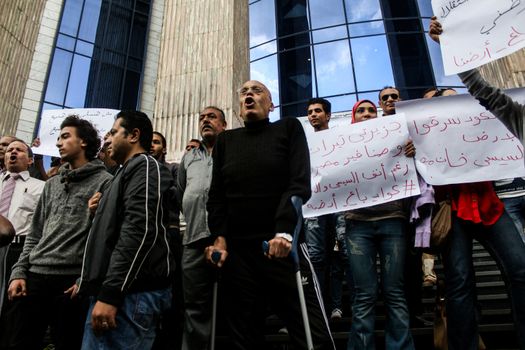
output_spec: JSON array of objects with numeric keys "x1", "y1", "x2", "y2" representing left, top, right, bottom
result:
[{"x1": 331, "y1": 308, "x2": 342, "y2": 320}]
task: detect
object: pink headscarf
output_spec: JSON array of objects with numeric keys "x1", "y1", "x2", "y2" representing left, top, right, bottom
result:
[{"x1": 351, "y1": 99, "x2": 377, "y2": 124}]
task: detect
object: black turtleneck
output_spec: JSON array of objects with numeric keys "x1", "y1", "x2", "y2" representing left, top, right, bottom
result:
[{"x1": 207, "y1": 117, "x2": 311, "y2": 241}]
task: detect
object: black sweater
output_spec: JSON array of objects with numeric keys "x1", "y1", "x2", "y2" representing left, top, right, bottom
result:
[{"x1": 207, "y1": 117, "x2": 311, "y2": 241}]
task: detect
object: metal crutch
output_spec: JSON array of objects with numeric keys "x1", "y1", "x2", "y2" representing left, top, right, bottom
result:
[
  {"x1": 263, "y1": 195, "x2": 314, "y2": 350},
  {"x1": 210, "y1": 251, "x2": 221, "y2": 350}
]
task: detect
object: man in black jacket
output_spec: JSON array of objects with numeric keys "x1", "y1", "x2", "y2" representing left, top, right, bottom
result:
[
  {"x1": 205, "y1": 81, "x2": 334, "y2": 350},
  {"x1": 78, "y1": 110, "x2": 173, "y2": 349}
]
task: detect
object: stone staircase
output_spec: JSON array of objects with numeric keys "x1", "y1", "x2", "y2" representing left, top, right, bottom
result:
[{"x1": 214, "y1": 241, "x2": 518, "y2": 349}]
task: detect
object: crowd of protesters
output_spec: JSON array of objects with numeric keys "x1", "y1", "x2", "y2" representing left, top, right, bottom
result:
[{"x1": 0, "y1": 16, "x2": 524, "y2": 350}]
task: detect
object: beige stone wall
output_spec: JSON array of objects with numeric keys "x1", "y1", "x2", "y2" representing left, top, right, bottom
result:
[
  {"x1": 152, "y1": 0, "x2": 249, "y2": 162},
  {"x1": 140, "y1": 0, "x2": 165, "y2": 118},
  {"x1": 0, "y1": 0, "x2": 46, "y2": 137},
  {"x1": 478, "y1": 48, "x2": 525, "y2": 89}
]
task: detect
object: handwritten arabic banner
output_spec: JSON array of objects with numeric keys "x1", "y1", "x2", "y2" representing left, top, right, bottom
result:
[
  {"x1": 302, "y1": 114, "x2": 420, "y2": 218},
  {"x1": 432, "y1": 0, "x2": 525, "y2": 75},
  {"x1": 396, "y1": 90, "x2": 525, "y2": 185},
  {"x1": 35, "y1": 108, "x2": 119, "y2": 157}
]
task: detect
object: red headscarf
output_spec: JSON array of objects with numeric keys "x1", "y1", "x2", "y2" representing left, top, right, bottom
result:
[{"x1": 351, "y1": 99, "x2": 377, "y2": 124}]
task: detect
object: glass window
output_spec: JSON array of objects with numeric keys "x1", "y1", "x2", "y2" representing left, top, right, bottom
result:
[
  {"x1": 344, "y1": 0, "x2": 382, "y2": 23},
  {"x1": 104, "y1": 5, "x2": 131, "y2": 53},
  {"x1": 308, "y1": 0, "x2": 345, "y2": 29},
  {"x1": 327, "y1": 94, "x2": 356, "y2": 113},
  {"x1": 57, "y1": 34, "x2": 76, "y2": 51},
  {"x1": 78, "y1": 0, "x2": 102, "y2": 43},
  {"x1": 356, "y1": 90, "x2": 381, "y2": 106},
  {"x1": 65, "y1": 54, "x2": 91, "y2": 107},
  {"x1": 349, "y1": 20, "x2": 384, "y2": 37},
  {"x1": 313, "y1": 40, "x2": 355, "y2": 97},
  {"x1": 250, "y1": 55, "x2": 280, "y2": 107},
  {"x1": 42, "y1": 102, "x2": 63, "y2": 111},
  {"x1": 136, "y1": 0, "x2": 150, "y2": 14},
  {"x1": 270, "y1": 106, "x2": 280, "y2": 122},
  {"x1": 60, "y1": 0, "x2": 83, "y2": 36},
  {"x1": 311, "y1": 25, "x2": 347, "y2": 44},
  {"x1": 417, "y1": 0, "x2": 434, "y2": 17},
  {"x1": 249, "y1": 0, "x2": 276, "y2": 47},
  {"x1": 76, "y1": 40, "x2": 94, "y2": 56},
  {"x1": 45, "y1": 49, "x2": 73, "y2": 105},
  {"x1": 250, "y1": 41, "x2": 277, "y2": 61},
  {"x1": 129, "y1": 13, "x2": 148, "y2": 58},
  {"x1": 122, "y1": 70, "x2": 140, "y2": 109},
  {"x1": 351, "y1": 35, "x2": 395, "y2": 92},
  {"x1": 92, "y1": 63, "x2": 124, "y2": 108},
  {"x1": 425, "y1": 36, "x2": 463, "y2": 87}
]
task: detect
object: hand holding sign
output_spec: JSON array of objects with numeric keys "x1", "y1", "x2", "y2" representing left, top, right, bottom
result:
[{"x1": 431, "y1": 0, "x2": 525, "y2": 75}]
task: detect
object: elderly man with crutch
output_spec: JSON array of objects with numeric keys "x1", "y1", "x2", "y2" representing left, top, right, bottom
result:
[{"x1": 205, "y1": 80, "x2": 334, "y2": 350}]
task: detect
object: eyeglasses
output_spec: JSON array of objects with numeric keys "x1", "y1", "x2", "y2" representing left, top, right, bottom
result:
[
  {"x1": 380, "y1": 93, "x2": 399, "y2": 102},
  {"x1": 238, "y1": 86, "x2": 265, "y2": 96},
  {"x1": 356, "y1": 107, "x2": 376, "y2": 114}
]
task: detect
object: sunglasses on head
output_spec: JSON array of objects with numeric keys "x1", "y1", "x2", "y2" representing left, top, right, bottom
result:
[{"x1": 381, "y1": 93, "x2": 399, "y2": 102}]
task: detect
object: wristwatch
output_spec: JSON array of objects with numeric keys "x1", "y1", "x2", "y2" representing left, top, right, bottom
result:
[{"x1": 275, "y1": 233, "x2": 293, "y2": 243}]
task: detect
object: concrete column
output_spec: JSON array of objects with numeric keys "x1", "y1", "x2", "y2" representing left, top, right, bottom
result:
[
  {"x1": 478, "y1": 48, "x2": 525, "y2": 89},
  {"x1": 0, "y1": 0, "x2": 49, "y2": 140},
  {"x1": 151, "y1": 0, "x2": 249, "y2": 162}
]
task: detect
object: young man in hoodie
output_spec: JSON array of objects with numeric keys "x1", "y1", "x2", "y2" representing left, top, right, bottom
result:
[
  {"x1": 3, "y1": 116, "x2": 113, "y2": 350},
  {"x1": 78, "y1": 110, "x2": 173, "y2": 349}
]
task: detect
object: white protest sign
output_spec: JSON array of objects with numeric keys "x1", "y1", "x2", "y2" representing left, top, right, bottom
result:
[
  {"x1": 35, "y1": 108, "x2": 119, "y2": 157},
  {"x1": 432, "y1": 0, "x2": 525, "y2": 75},
  {"x1": 303, "y1": 113, "x2": 420, "y2": 218},
  {"x1": 396, "y1": 90, "x2": 525, "y2": 185}
]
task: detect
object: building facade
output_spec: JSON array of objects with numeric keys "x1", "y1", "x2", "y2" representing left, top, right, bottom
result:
[{"x1": 0, "y1": 0, "x2": 523, "y2": 160}]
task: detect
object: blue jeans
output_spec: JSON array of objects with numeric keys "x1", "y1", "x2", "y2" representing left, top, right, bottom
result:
[
  {"x1": 305, "y1": 213, "x2": 345, "y2": 293},
  {"x1": 501, "y1": 196, "x2": 525, "y2": 243},
  {"x1": 442, "y1": 212, "x2": 525, "y2": 350},
  {"x1": 81, "y1": 288, "x2": 172, "y2": 350},
  {"x1": 345, "y1": 218, "x2": 414, "y2": 350}
]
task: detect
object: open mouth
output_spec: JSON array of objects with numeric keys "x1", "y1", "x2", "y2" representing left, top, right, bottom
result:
[{"x1": 244, "y1": 97, "x2": 255, "y2": 108}]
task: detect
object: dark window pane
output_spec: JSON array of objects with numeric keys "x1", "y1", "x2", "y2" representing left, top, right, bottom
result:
[
  {"x1": 351, "y1": 35, "x2": 394, "y2": 92},
  {"x1": 88, "y1": 63, "x2": 124, "y2": 108},
  {"x1": 65, "y1": 54, "x2": 91, "y2": 107},
  {"x1": 129, "y1": 13, "x2": 148, "y2": 58},
  {"x1": 115, "y1": 0, "x2": 133, "y2": 8},
  {"x1": 313, "y1": 40, "x2": 355, "y2": 97},
  {"x1": 45, "y1": 49, "x2": 73, "y2": 105},
  {"x1": 127, "y1": 57, "x2": 142, "y2": 72},
  {"x1": 104, "y1": 6, "x2": 131, "y2": 53},
  {"x1": 308, "y1": 0, "x2": 345, "y2": 29},
  {"x1": 78, "y1": 0, "x2": 102, "y2": 42},
  {"x1": 121, "y1": 70, "x2": 140, "y2": 109},
  {"x1": 60, "y1": 0, "x2": 83, "y2": 36},
  {"x1": 136, "y1": 0, "x2": 150, "y2": 14},
  {"x1": 349, "y1": 20, "x2": 385, "y2": 37},
  {"x1": 344, "y1": 0, "x2": 382, "y2": 23},
  {"x1": 76, "y1": 40, "x2": 94, "y2": 56}
]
